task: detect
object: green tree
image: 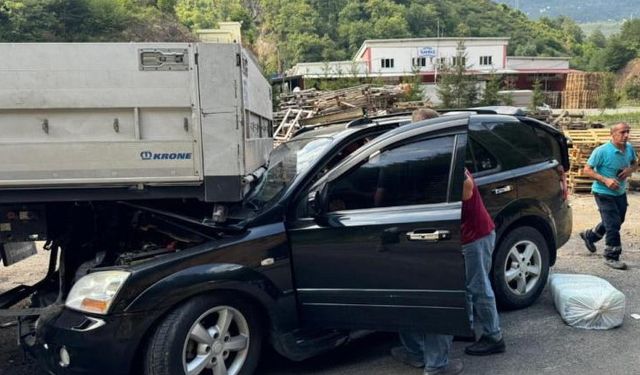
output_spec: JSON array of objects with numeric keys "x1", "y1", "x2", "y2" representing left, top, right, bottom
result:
[
  {"x1": 436, "y1": 41, "x2": 477, "y2": 108},
  {"x1": 599, "y1": 72, "x2": 619, "y2": 110},
  {"x1": 157, "y1": 0, "x2": 177, "y2": 13},
  {"x1": 587, "y1": 30, "x2": 606, "y2": 49},
  {"x1": 337, "y1": 0, "x2": 409, "y2": 52},
  {"x1": 620, "y1": 19, "x2": 640, "y2": 53},
  {"x1": 531, "y1": 79, "x2": 545, "y2": 110},
  {"x1": 601, "y1": 37, "x2": 636, "y2": 72},
  {"x1": 175, "y1": 0, "x2": 218, "y2": 29},
  {"x1": 481, "y1": 73, "x2": 502, "y2": 106},
  {"x1": 624, "y1": 76, "x2": 640, "y2": 101},
  {"x1": 403, "y1": 66, "x2": 424, "y2": 102}
]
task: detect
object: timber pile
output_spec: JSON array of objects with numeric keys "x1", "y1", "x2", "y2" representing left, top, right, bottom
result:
[
  {"x1": 310, "y1": 84, "x2": 404, "y2": 116},
  {"x1": 565, "y1": 129, "x2": 640, "y2": 193},
  {"x1": 543, "y1": 91, "x2": 562, "y2": 109},
  {"x1": 546, "y1": 111, "x2": 605, "y2": 131},
  {"x1": 273, "y1": 84, "x2": 406, "y2": 139},
  {"x1": 274, "y1": 89, "x2": 319, "y2": 127},
  {"x1": 562, "y1": 73, "x2": 604, "y2": 109}
]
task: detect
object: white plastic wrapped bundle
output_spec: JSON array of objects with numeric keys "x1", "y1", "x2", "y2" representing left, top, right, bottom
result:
[{"x1": 549, "y1": 273, "x2": 625, "y2": 330}]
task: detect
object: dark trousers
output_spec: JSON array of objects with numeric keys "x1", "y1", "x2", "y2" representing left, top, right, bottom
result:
[{"x1": 586, "y1": 193, "x2": 628, "y2": 260}]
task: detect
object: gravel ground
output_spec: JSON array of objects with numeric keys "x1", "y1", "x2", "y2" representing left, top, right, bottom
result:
[{"x1": 2, "y1": 193, "x2": 640, "y2": 375}]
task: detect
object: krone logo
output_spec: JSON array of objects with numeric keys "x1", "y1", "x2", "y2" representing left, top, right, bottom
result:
[{"x1": 140, "y1": 151, "x2": 192, "y2": 160}]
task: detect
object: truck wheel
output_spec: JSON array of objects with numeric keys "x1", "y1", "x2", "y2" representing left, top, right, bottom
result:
[
  {"x1": 492, "y1": 226, "x2": 549, "y2": 310},
  {"x1": 144, "y1": 294, "x2": 262, "y2": 375}
]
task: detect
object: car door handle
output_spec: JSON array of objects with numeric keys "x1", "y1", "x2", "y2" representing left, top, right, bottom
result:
[
  {"x1": 491, "y1": 185, "x2": 513, "y2": 195},
  {"x1": 406, "y1": 230, "x2": 450, "y2": 241}
]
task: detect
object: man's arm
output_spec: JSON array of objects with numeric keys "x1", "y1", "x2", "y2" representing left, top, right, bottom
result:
[
  {"x1": 618, "y1": 146, "x2": 638, "y2": 180},
  {"x1": 463, "y1": 173, "x2": 474, "y2": 201},
  {"x1": 583, "y1": 164, "x2": 620, "y2": 190}
]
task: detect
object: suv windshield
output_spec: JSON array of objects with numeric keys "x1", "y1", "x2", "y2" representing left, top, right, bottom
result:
[{"x1": 244, "y1": 137, "x2": 333, "y2": 212}]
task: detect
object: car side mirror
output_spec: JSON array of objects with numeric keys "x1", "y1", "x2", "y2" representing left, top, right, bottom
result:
[{"x1": 308, "y1": 184, "x2": 329, "y2": 223}]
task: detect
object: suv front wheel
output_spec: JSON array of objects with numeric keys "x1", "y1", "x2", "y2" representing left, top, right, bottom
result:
[
  {"x1": 144, "y1": 294, "x2": 262, "y2": 375},
  {"x1": 492, "y1": 226, "x2": 550, "y2": 310}
]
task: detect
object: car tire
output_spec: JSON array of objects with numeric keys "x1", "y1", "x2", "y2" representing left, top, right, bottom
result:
[
  {"x1": 492, "y1": 226, "x2": 549, "y2": 310},
  {"x1": 144, "y1": 294, "x2": 262, "y2": 375}
]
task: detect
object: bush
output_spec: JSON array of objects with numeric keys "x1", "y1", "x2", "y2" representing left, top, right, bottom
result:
[{"x1": 624, "y1": 77, "x2": 640, "y2": 100}]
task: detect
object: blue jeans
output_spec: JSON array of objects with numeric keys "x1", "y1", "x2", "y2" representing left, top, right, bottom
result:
[
  {"x1": 586, "y1": 193, "x2": 628, "y2": 259},
  {"x1": 398, "y1": 332, "x2": 453, "y2": 371},
  {"x1": 398, "y1": 231, "x2": 502, "y2": 369},
  {"x1": 462, "y1": 230, "x2": 502, "y2": 341}
]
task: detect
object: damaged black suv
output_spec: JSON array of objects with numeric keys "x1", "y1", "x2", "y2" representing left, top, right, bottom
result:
[{"x1": 15, "y1": 109, "x2": 571, "y2": 374}]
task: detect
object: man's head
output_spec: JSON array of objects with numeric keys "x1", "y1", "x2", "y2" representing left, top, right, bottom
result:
[
  {"x1": 610, "y1": 122, "x2": 631, "y2": 147},
  {"x1": 412, "y1": 108, "x2": 439, "y2": 122}
]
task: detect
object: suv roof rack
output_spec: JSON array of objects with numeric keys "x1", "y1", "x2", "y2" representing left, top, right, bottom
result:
[{"x1": 438, "y1": 106, "x2": 528, "y2": 116}]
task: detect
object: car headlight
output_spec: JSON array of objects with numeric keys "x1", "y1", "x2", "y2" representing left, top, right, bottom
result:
[{"x1": 65, "y1": 271, "x2": 130, "y2": 315}]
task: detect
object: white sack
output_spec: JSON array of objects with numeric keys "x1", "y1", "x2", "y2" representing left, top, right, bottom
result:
[{"x1": 549, "y1": 273, "x2": 625, "y2": 330}]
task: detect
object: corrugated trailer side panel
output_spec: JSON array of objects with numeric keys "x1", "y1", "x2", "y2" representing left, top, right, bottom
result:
[{"x1": 0, "y1": 43, "x2": 202, "y2": 189}]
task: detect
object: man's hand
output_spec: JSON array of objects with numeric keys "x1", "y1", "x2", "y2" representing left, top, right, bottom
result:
[
  {"x1": 618, "y1": 167, "x2": 634, "y2": 181},
  {"x1": 463, "y1": 171, "x2": 474, "y2": 201},
  {"x1": 584, "y1": 164, "x2": 621, "y2": 190},
  {"x1": 603, "y1": 177, "x2": 621, "y2": 190}
]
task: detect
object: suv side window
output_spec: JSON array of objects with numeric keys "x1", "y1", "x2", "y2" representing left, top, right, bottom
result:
[
  {"x1": 326, "y1": 136, "x2": 455, "y2": 211},
  {"x1": 465, "y1": 137, "x2": 499, "y2": 174},
  {"x1": 533, "y1": 126, "x2": 561, "y2": 163},
  {"x1": 484, "y1": 120, "x2": 546, "y2": 164}
]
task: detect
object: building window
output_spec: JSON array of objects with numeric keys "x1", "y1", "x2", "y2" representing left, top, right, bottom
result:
[
  {"x1": 381, "y1": 58, "x2": 394, "y2": 69},
  {"x1": 451, "y1": 56, "x2": 466, "y2": 67},
  {"x1": 480, "y1": 56, "x2": 493, "y2": 66},
  {"x1": 412, "y1": 57, "x2": 427, "y2": 67},
  {"x1": 437, "y1": 57, "x2": 447, "y2": 68}
]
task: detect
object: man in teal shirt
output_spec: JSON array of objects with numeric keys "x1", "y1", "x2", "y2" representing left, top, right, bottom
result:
[{"x1": 580, "y1": 122, "x2": 637, "y2": 269}]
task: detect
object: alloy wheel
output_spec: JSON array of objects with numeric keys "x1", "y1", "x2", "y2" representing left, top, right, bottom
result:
[
  {"x1": 182, "y1": 305, "x2": 250, "y2": 375},
  {"x1": 503, "y1": 240, "x2": 542, "y2": 296}
]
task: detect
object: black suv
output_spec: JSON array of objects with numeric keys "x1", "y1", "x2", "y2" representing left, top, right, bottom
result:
[{"x1": 27, "y1": 110, "x2": 571, "y2": 375}]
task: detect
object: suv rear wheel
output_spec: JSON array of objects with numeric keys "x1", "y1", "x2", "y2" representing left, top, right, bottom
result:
[
  {"x1": 492, "y1": 226, "x2": 549, "y2": 310},
  {"x1": 144, "y1": 294, "x2": 262, "y2": 375}
]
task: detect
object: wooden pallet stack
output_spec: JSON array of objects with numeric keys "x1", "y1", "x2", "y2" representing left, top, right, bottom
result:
[
  {"x1": 311, "y1": 84, "x2": 404, "y2": 115},
  {"x1": 565, "y1": 129, "x2": 640, "y2": 193},
  {"x1": 274, "y1": 89, "x2": 319, "y2": 127},
  {"x1": 272, "y1": 85, "x2": 406, "y2": 142},
  {"x1": 566, "y1": 130, "x2": 600, "y2": 193},
  {"x1": 562, "y1": 73, "x2": 603, "y2": 109}
]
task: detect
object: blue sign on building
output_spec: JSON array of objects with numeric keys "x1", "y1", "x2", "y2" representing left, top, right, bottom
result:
[{"x1": 418, "y1": 47, "x2": 437, "y2": 57}]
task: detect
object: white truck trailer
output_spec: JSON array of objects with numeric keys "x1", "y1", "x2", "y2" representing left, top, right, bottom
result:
[{"x1": 0, "y1": 43, "x2": 272, "y2": 308}]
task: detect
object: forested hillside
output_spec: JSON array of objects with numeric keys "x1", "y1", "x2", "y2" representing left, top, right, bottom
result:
[
  {"x1": 0, "y1": 0, "x2": 639, "y2": 75},
  {"x1": 493, "y1": 0, "x2": 637, "y2": 23}
]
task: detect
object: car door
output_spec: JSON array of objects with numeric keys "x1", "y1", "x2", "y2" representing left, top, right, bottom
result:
[
  {"x1": 286, "y1": 117, "x2": 472, "y2": 336},
  {"x1": 464, "y1": 134, "x2": 519, "y2": 217}
]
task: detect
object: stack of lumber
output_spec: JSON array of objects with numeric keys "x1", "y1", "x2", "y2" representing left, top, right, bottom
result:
[
  {"x1": 566, "y1": 130, "x2": 600, "y2": 193},
  {"x1": 565, "y1": 129, "x2": 640, "y2": 193},
  {"x1": 273, "y1": 84, "x2": 406, "y2": 137},
  {"x1": 310, "y1": 85, "x2": 404, "y2": 116},
  {"x1": 543, "y1": 91, "x2": 562, "y2": 109},
  {"x1": 274, "y1": 89, "x2": 319, "y2": 127},
  {"x1": 277, "y1": 88, "x2": 318, "y2": 110},
  {"x1": 562, "y1": 73, "x2": 603, "y2": 109}
]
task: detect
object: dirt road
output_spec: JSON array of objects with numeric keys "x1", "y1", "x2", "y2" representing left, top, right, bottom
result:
[{"x1": 2, "y1": 193, "x2": 640, "y2": 375}]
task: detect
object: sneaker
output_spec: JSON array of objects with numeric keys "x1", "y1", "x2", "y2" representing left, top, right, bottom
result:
[
  {"x1": 464, "y1": 335, "x2": 506, "y2": 356},
  {"x1": 424, "y1": 359, "x2": 464, "y2": 375},
  {"x1": 390, "y1": 346, "x2": 424, "y2": 368},
  {"x1": 579, "y1": 231, "x2": 597, "y2": 253},
  {"x1": 604, "y1": 258, "x2": 627, "y2": 270}
]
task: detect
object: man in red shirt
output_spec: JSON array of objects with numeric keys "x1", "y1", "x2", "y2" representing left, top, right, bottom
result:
[
  {"x1": 461, "y1": 169, "x2": 505, "y2": 355},
  {"x1": 390, "y1": 137, "x2": 504, "y2": 373}
]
